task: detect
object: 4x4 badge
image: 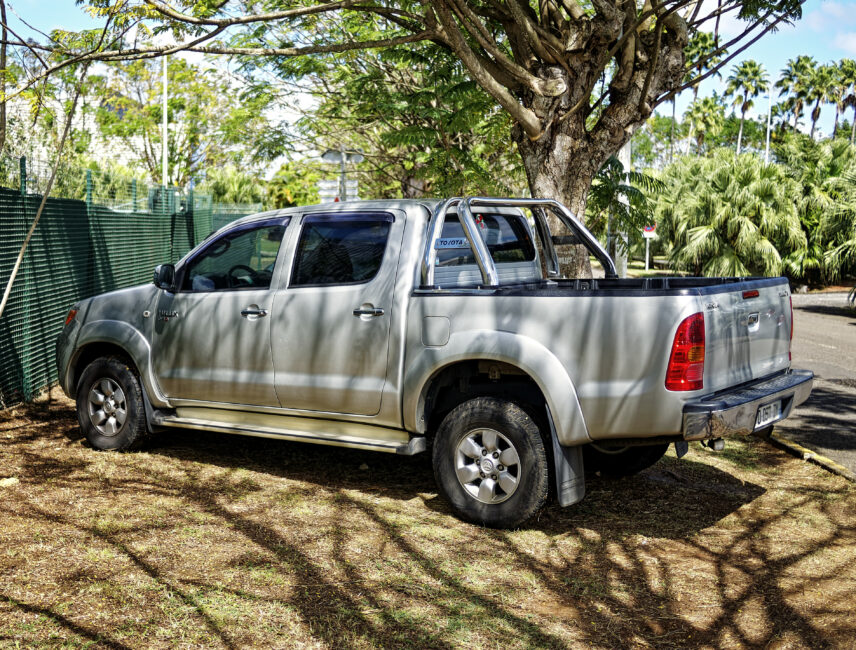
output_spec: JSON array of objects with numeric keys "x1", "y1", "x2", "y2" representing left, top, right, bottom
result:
[{"x1": 157, "y1": 309, "x2": 178, "y2": 321}]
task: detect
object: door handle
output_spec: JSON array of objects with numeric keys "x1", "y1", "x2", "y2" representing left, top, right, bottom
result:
[
  {"x1": 241, "y1": 307, "x2": 269, "y2": 318},
  {"x1": 353, "y1": 307, "x2": 384, "y2": 317}
]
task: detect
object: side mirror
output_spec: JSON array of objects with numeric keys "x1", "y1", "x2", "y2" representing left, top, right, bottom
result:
[{"x1": 153, "y1": 264, "x2": 176, "y2": 291}]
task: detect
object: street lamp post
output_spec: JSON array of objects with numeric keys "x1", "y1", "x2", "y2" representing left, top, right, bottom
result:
[
  {"x1": 765, "y1": 92, "x2": 772, "y2": 165},
  {"x1": 162, "y1": 55, "x2": 168, "y2": 188}
]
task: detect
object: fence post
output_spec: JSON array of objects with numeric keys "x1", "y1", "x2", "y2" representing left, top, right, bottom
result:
[
  {"x1": 132, "y1": 178, "x2": 137, "y2": 212},
  {"x1": 85, "y1": 169, "x2": 92, "y2": 211},
  {"x1": 17, "y1": 156, "x2": 31, "y2": 398}
]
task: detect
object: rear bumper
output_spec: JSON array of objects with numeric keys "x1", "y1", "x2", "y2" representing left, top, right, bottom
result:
[{"x1": 682, "y1": 369, "x2": 813, "y2": 441}]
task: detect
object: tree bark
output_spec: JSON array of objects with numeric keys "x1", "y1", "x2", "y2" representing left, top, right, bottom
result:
[
  {"x1": 0, "y1": 0, "x2": 7, "y2": 152},
  {"x1": 736, "y1": 111, "x2": 744, "y2": 154}
]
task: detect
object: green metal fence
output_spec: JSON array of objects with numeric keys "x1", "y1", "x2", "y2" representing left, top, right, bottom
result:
[{"x1": 0, "y1": 156, "x2": 260, "y2": 406}]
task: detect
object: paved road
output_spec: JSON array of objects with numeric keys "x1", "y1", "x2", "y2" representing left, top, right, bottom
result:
[{"x1": 774, "y1": 292, "x2": 856, "y2": 475}]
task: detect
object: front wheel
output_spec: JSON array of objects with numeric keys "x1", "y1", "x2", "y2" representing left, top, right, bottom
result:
[
  {"x1": 432, "y1": 397, "x2": 549, "y2": 528},
  {"x1": 76, "y1": 356, "x2": 148, "y2": 451}
]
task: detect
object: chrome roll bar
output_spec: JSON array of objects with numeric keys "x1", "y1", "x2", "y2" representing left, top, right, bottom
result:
[{"x1": 420, "y1": 196, "x2": 617, "y2": 287}]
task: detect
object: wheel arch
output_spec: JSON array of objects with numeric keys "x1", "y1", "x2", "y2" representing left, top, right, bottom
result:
[
  {"x1": 403, "y1": 330, "x2": 590, "y2": 446},
  {"x1": 68, "y1": 320, "x2": 168, "y2": 406}
]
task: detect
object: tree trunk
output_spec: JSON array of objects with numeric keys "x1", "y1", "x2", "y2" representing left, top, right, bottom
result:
[
  {"x1": 0, "y1": 0, "x2": 7, "y2": 152},
  {"x1": 736, "y1": 112, "x2": 745, "y2": 154},
  {"x1": 852, "y1": 107, "x2": 856, "y2": 144},
  {"x1": 810, "y1": 99, "x2": 821, "y2": 140},
  {"x1": 513, "y1": 94, "x2": 627, "y2": 279},
  {"x1": 833, "y1": 105, "x2": 840, "y2": 137}
]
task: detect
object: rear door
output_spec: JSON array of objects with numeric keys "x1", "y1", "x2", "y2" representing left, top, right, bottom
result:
[
  {"x1": 704, "y1": 280, "x2": 792, "y2": 392},
  {"x1": 270, "y1": 211, "x2": 404, "y2": 415}
]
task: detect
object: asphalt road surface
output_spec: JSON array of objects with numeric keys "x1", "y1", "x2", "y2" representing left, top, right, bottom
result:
[{"x1": 773, "y1": 292, "x2": 856, "y2": 475}]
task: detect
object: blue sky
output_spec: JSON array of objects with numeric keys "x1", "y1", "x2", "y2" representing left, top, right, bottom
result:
[{"x1": 7, "y1": 0, "x2": 856, "y2": 136}]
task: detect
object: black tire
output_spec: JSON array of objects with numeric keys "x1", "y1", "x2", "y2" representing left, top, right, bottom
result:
[
  {"x1": 76, "y1": 356, "x2": 149, "y2": 451},
  {"x1": 432, "y1": 397, "x2": 549, "y2": 529},
  {"x1": 583, "y1": 442, "x2": 669, "y2": 478}
]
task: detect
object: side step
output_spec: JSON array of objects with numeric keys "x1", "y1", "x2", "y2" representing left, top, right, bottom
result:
[{"x1": 152, "y1": 406, "x2": 427, "y2": 455}]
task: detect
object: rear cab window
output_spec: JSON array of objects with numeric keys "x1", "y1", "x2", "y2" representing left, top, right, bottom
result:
[
  {"x1": 433, "y1": 211, "x2": 541, "y2": 286},
  {"x1": 291, "y1": 213, "x2": 393, "y2": 287}
]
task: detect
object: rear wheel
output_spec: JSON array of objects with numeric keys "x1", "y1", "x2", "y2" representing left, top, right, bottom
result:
[
  {"x1": 583, "y1": 442, "x2": 669, "y2": 478},
  {"x1": 76, "y1": 356, "x2": 148, "y2": 451},
  {"x1": 432, "y1": 397, "x2": 549, "y2": 528}
]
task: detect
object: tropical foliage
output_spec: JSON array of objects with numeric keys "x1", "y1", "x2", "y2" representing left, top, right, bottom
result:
[
  {"x1": 655, "y1": 150, "x2": 805, "y2": 277},
  {"x1": 725, "y1": 60, "x2": 769, "y2": 154}
]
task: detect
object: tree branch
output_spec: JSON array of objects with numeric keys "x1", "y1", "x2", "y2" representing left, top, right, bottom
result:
[
  {"x1": 431, "y1": 0, "x2": 542, "y2": 139},
  {"x1": 659, "y1": 11, "x2": 788, "y2": 103},
  {"x1": 143, "y1": 0, "x2": 363, "y2": 27},
  {"x1": 445, "y1": 0, "x2": 566, "y2": 95}
]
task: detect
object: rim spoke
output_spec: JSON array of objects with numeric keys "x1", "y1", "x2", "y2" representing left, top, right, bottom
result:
[
  {"x1": 478, "y1": 478, "x2": 497, "y2": 502},
  {"x1": 104, "y1": 417, "x2": 118, "y2": 435},
  {"x1": 91, "y1": 409, "x2": 107, "y2": 426},
  {"x1": 459, "y1": 437, "x2": 482, "y2": 459},
  {"x1": 499, "y1": 447, "x2": 519, "y2": 467},
  {"x1": 481, "y1": 429, "x2": 498, "y2": 452},
  {"x1": 89, "y1": 388, "x2": 106, "y2": 406},
  {"x1": 100, "y1": 379, "x2": 114, "y2": 397},
  {"x1": 113, "y1": 408, "x2": 127, "y2": 426},
  {"x1": 456, "y1": 463, "x2": 480, "y2": 484},
  {"x1": 112, "y1": 387, "x2": 126, "y2": 406},
  {"x1": 497, "y1": 471, "x2": 518, "y2": 494}
]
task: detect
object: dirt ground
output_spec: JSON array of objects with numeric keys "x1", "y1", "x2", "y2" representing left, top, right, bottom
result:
[{"x1": 1, "y1": 393, "x2": 854, "y2": 649}]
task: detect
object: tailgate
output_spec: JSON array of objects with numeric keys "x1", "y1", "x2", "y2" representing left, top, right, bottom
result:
[{"x1": 703, "y1": 278, "x2": 792, "y2": 393}]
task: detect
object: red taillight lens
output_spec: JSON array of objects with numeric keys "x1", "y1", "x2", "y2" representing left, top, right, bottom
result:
[
  {"x1": 789, "y1": 295, "x2": 793, "y2": 361},
  {"x1": 665, "y1": 312, "x2": 705, "y2": 391},
  {"x1": 64, "y1": 309, "x2": 77, "y2": 327}
]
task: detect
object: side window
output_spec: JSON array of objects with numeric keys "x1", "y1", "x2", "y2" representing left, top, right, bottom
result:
[
  {"x1": 291, "y1": 214, "x2": 392, "y2": 286},
  {"x1": 181, "y1": 222, "x2": 286, "y2": 291},
  {"x1": 435, "y1": 213, "x2": 536, "y2": 267}
]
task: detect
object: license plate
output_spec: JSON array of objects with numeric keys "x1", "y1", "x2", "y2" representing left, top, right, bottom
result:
[{"x1": 755, "y1": 400, "x2": 782, "y2": 429}]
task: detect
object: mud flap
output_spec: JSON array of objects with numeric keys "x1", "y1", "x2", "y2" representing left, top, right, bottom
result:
[{"x1": 546, "y1": 405, "x2": 585, "y2": 507}]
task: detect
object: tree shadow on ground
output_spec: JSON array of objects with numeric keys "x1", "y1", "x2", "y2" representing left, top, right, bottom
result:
[
  {"x1": 795, "y1": 304, "x2": 856, "y2": 322},
  {"x1": 774, "y1": 382, "x2": 856, "y2": 478},
  {"x1": 2, "y1": 401, "x2": 852, "y2": 648}
]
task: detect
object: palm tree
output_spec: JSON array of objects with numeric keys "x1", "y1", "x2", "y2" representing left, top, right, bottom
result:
[
  {"x1": 840, "y1": 58, "x2": 856, "y2": 144},
  {"x1": 777, "y1": 136, "x2": 856, "y2": 281},
  {"x1": 684, "y1": 96, "x2": 725, "y2": 153},
  {"x1": 725, "y1": 60, "x2": 769, "y2": 154},
  {"x1": 586, "y1": 156, "x2": 664, "y2": 258},
  {"x1": 655, "y1": 150, "x2": 806, "y2": 277},
  {"x1": 776, "y1": 56, "x2": 816, "y2": 133},
  {"x1": 807, "y1": 64, "x2": 837, "y2": 139},
  {"x1": 679, "y1": 32, "x2": 723, "y2": 157}
]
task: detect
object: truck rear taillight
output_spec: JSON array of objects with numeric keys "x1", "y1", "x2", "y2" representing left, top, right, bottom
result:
[
  {"x1": 789, "y1": 295, "x2": 793, "y2": 361},
  {"x1": 665, "y1": 312, "x2": 705, "y2": 391}
]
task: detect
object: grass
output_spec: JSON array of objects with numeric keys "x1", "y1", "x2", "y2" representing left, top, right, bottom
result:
[{"x1": 1, "y1": 391, "x2": 855, "y2": 648}]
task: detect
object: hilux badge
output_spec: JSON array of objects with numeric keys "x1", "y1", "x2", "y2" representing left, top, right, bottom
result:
[{"x1": 157, "y1": 309, "x2": 178, "y2": 321}]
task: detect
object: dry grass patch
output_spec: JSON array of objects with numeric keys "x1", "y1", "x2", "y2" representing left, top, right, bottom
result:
[{"x1": 0, "y1": 391, "x2": 854, "y2": 648}]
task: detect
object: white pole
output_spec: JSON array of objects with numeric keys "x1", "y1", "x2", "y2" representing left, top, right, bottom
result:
[
  {"x1": 764, "y1": 92, "x2": 772, "y2": 165},
  {"x1": 645, "y1": 238, "x2": 650, "y2": 271},
  {"x1": 162, "y1": 55, "x2": 168, "y2": 187},
  {"x1": 616, "y1": 139, "x2": 631, "y2": 278}
]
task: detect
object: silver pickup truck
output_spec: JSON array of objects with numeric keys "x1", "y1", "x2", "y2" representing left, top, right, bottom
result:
[{"x1": 56, "y1": 197, "x2": 813, "y2": 528}]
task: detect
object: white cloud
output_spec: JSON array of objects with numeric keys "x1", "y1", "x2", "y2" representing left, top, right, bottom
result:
[
  {"x1": 833, "y1": 31, "x2": 856, "y2": 54},
  {"x1": 804, "y1": 1, "x2": 856, "y2": 32}
]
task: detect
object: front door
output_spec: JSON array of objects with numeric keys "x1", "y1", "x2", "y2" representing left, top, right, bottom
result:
[
  {"x1": 270, "y1": 211, "x2": 403, "y2": 415},
  {"x1": 153, "y1": 218, "x2": 289, "y2": 406}
]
